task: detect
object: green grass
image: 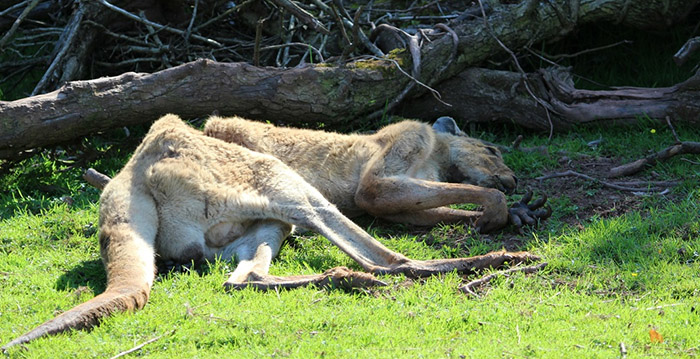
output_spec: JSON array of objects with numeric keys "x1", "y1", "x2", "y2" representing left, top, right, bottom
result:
[{"x1": 1, "y1": 123, "x2": 698, "y2": 358}]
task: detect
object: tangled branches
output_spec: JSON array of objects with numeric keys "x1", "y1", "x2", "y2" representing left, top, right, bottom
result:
[{"x1": 0, "y1": 0, "x2": 465, "y2": 99}]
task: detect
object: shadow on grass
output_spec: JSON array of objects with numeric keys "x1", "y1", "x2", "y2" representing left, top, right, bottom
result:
[
  {"x1": 55, "y1": 259, "x2": 106, "y2": 294},
  {"x1": 544, "y1": 190, "x2": 700, "y2": 296},
  {"x1": 55, "y1": 259, "x2": 220, "y2": 295}
]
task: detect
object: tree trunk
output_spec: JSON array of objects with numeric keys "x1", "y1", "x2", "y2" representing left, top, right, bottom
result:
[{"x1": 400, "y1": 67, "x2": 700, "y2": 130}]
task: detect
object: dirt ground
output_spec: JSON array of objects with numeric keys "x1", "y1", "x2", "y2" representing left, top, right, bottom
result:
[
  {"x1": 526, "y1": 156, "x2": 648, "y2": 225},
  {"x1": 404, "y1": 154, "x2": 689, "y2": 252}
]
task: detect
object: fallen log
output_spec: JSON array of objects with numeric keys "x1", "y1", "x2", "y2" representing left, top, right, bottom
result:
[
  {"x1": 400, "y1": 67, "x2": 700, "y2": 130},
  {"x1": 1, "y1": 0, "x2": 699, "y2": 160}
]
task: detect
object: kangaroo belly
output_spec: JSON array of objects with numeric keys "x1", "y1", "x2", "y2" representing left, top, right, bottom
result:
[{"x1": 204, "y1": 220, "x2": 254, "y2": 248}]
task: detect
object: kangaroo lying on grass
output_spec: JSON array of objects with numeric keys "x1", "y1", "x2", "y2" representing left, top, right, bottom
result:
[
  {"x1": 3, "y1": 115, "x2": 540, "y2": 350},
  {"x1": 205, "y1": 115, "x2": 549, "y2": 232}
]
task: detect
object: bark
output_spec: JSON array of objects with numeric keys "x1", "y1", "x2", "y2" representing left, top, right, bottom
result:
[
  {"x1": 400, "y1": 67, "x2": 700, "y2": 130},
  {"x1": 608, "y1": 142, "x2": 700, "y2": 178},
  {"x1": 1, "y1": 0, "x2": 699, "y2": 159},
  {"x1": 0, "y1": 60, "x2": 392, "y2": 159}
]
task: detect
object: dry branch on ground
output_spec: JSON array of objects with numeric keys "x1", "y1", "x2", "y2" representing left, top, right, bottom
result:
[{"x1": 609, "y1": 142, "x2": 700, "y2": 177}]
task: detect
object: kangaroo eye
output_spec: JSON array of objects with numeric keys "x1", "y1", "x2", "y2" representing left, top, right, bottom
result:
[{"x1": 486, "y1": 147, "x2": 499, "y2": 156}]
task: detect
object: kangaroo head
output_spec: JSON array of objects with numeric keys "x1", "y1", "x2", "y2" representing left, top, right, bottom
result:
[{"x1": 433, "y1": 117, "x2": 517, "y2": 194}]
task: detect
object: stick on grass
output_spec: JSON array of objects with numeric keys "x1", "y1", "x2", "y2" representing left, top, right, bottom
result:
[{"x1": 460, "y1": 262, "x2": 548, "y2": 297}]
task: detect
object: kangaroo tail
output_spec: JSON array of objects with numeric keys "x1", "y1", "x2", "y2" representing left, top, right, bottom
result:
[
  {"x1": 2, "y1": 283, "x2": 150, "y2": 350},
  {"x1": 3, "y1": 175, "x2": 158, "y2": 351}
]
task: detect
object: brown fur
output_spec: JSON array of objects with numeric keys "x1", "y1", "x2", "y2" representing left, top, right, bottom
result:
[
  {"x1": 3, "y1": 115, "x2": 537, "y2": 350},
  {"x1": 205, "y1": 116, "x2": 516, "y2": 231}
]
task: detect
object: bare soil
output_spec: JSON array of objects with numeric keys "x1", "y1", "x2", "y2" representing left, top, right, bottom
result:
[{"x1": 395, "y1": 154, "x2": 687, "y2": 253}]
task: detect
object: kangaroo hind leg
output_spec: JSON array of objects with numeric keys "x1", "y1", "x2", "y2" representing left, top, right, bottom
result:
[{"x1": 221, "y1": 220, "x2": 384, "y2": 291}]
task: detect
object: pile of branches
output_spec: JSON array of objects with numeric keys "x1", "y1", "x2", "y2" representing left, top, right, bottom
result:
[
  {"x1": 0, "y1": 0, "x2": 470, "y2": 98},
  {"x1": 2, "y1": 0, "x2": 700, "y2": 163}
]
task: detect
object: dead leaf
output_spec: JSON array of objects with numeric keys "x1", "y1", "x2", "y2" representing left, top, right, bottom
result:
[{"x1": 649, "y1": 328, "x2": 664, "y2": 343}]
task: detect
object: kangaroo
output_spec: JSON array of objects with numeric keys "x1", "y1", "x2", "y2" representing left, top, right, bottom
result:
[
  {"x1": 3, "y1": 115, "x2": 538, "y2": 350},
  {"x1": 204, "y1": 116, "x2": 549, "y2": 233}
]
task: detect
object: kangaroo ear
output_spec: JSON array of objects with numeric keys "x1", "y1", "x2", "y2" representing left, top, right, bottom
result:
[{"x1": 432, "y1": 116, "x2": 463, "y2": 135}]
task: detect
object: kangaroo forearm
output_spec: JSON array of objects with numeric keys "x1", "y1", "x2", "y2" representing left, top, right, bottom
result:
[
  {"x1": 356, "y1": 177, "x2": 505, "y2": 214},
  {"x1": 379, "y1": 207, "x2": 482, "y2": 226}
]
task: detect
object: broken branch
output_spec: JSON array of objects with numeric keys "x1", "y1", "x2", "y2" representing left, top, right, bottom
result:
[
  {"x1": 94, "y1": 0, "x2": 221, "y2": 48},
  {"x1": 30, "y1": 0, "x2": 84, "y2": 95},
  {"x1": 673, "y1": 36, "x2": 700, "y2": 66},
  {"x1": 460, "y1": 262, "x2": 547, "y2": 297},
  {"x1": 83, "y1": 168, "x2": 111, "y2": 190},
  {"x1": 536, "y1": 170, "x2": 677, "y2": 192},
  {"x1": 0, "y1": 0, "x2": 40, "y2": 49},
  {"x1": 269, "y1": 0, "x2": 330, "y2": 35},
  {"x1": 609, "y1": 142, "x2": 700, "y2": 178},
  {"x1": 109, "y1": 329, "x2": 176, "y2": 359}
]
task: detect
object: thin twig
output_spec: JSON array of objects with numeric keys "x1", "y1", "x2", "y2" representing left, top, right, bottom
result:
[
  {"x1": 108, "y1": 45, "x2": 169, "y2": 55},
  {"x1": 681, "y1": 158, "x2": 700, "y2": 165},
  {"x1": 512, "y1": 135, "x2": 524, "y2": 150},
  {"x1": 0, "y1": 0, "x2": 40, "y2": 49},
  {"x1": 95, "y1": 0, "x2": 221, "y2": 47},
  {"x1": 12, "y1": 41, "x2": 54, "y2": 48},
  {"x1": 460, "y1": 262, "x2": 547, "y2": 297},
  {"x1": 310, "y1": 0, "x2": 332, "y2": 13},
  {"x1": 371, "y1": 24, "x2": 421, "y2": 78},
  {"x1": 0, "y1": 64, "x2": 32, "y2": 87},
  {"x1": 476, "y1": 0, "x2": 555, "y2": 140},
  {"x1": 95, "y1": 57, "x2": 161, "y2": 68},
  {"x1": 368, "y1": 1, "x2": 440, "y2": 14},
  {"x1": 331, "y1": 0, "x2": 383, "y2": 57},
  {"x1": 141, "y1": 12, "x2": 170, "y2": 67},
  {"x1": 0, "y1": 56, "x2": 50, "y2": 69},
  {"x1": 665, "y1": 116, "x2": 681, "y2": 144},
  {"x1": 365, "y1": 55, "x2": 449, "y2": 120},
  {"x1": 269, "y1": 0, "x2": 330, "y2": 34},
  {"x1": 644, "y1": 303, "x2": 684, "y2": 311},
  {"x1": 342, "y1": 7, "x2": 363, "y2": 61},
  {"x1": 109, "y1": 329, "x2": 176, "y2": 359},
  {"x1": 507, "y1": 135, "x2": 548, "y2": 154},
  {"x1": 389, "y1": 14, "x2": 459, "y2": 21},
  {"x1": 281, "y1": 15, "x2": 295, "y2": 67},
  {"x1": 184, "y1": 0, "x2": 199, "y2": 45},
  {"x1": 14, "y1": 29, "x2": 62, "y2": 42},
  {"x1": 549, "y1": 40, "x2": 632, "y2": 60},
  {"x1": 260, "y1": 42, "x2": 324, "y2": 63},
  {"x1": 610, "y1": 180, "x2": 681, "y2": 186},
  {"x1": 362, "y1": 20, "x2": 457, "y2": 114},
  {"x1": 367, "y1": 1, "x2": 440, "y2": 13},
  {"x1": 330, "y1": 5, "x2": 351, "y2": 47},
  {"x1": 31, "y1": 1, "x2": 84, "y2": 95},
  {"x1": 194, "y1": 0, "x2": 255, "y2": 32},
  {"x1": 620, "y1": 342, "x2": 627, "y2": 359},
  {"x1": 84, "y1": 20, "x2": 151, "y2": 45},
  {"x1": 524, "y1": 46, "x2": 560, "y2": 67},
  {"x1": 0, "y1": 0, "x2": 29, "y2": 18},
  {"x1": 536, "y1": 170, "x2": 677, "y2": 192},
  {"x1": 253, "y1": 18, "x2": 265, "y2": 66}
]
